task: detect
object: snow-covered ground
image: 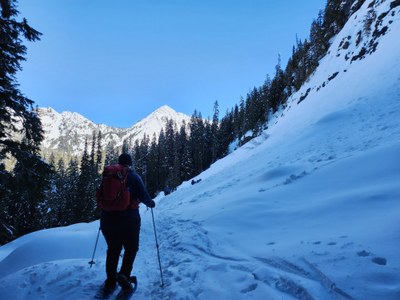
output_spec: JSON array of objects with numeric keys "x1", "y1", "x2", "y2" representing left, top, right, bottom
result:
[{"x1": 1, "y1": 0, "x2": 399, "y2": 299}]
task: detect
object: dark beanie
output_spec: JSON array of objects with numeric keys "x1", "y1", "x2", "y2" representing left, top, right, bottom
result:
[{"x1": 118, "y1": 153, "x2": 132, "y2": 166}]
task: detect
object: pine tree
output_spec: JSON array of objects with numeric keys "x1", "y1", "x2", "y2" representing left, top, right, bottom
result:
[
  {"x1": 9, "y1": 145, "x2": 52, "y2": 237},
  {"x1": 64, "y1": 158, "x2": 79, "y2": 224},
  {"x1": 232, "y1": 104, "x2": 241, "y2": 139},
  {"x1": 255, "y1": 85, "x2": 268, "y2": 131},
  {"x1": 269, "y1": 55, "x2": 287, "y2": 112},
  {"x1": 164, "y1": 119, "x2": 176, "y2": 181},
  {"x1": 310, "y1": 10, "x2": 328, "y2": 68},
  {"x1": 260, "y1": 75, "x2": 271, "y2": 127},
  {"x1": 156, "y1": 129, "x2": 168, "y2": 190},
  {"x1": 211, "y1": 101, "x2": 220, "y2": 163},
  {"x1": 136, "y1": 134, "x2": 150, "y2": 181},
  {"x1": 54, "y1": 158, "x2": 68, "y2": 226},
  {"x1": 168, "y1": 130, "x2": 181, "y2": 190},
  {"x1": 122, "y1": 139, "x2": 130, "y2": 154},
  {"x1": 90, "y1": 131, "x2": 96, "y2": 170},
  {"x1": 105, "y1": 141, "x2": 118, "y2": 166},
  {"x1": 238, "y1": 97, "x2": 246, "y2": 139},
  {"x1": 202, "y1": 120, "x2": 212, "y2": 170},
  {"x1": 45, "y1": 157, "x2": 68, "y2": 227},
  {"x1": 43, "y1": 156, "x2": 57, "y2": 228},
  {"x1": 88, "y1": 132, "x2": 100, "y2": 215},
  {"x1": 146, "y1": 134, "x2": 160, "y2": 196},
  {"x1": 178, "y1": 122, "x2": 192, "y2": 182},
  {"x1": 75, "y1": 138, "x2": 95, "y2": 223},
  {"x1": 217, "y1": 110, "x2": 234, "y2": 158},
  {"x1": 0, "y1": 1, "x2": 52, "y2": 243},
  {"x1": 96, "y1": 131, "x2": 103, "y2": 173},
  {"x1": 324, "y1": 0, "x2": 353, "y2": 41},
  {"x1": 189, "y1": 111, "x2": 205, "y2": 176}
]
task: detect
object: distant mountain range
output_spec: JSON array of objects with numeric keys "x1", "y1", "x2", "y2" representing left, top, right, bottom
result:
[{"x1": 38, "y1": 105, "x2": 191, "y2": 158}]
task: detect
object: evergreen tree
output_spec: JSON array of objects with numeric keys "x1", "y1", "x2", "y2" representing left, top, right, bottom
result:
[
  {"x1": 122, "y1": 139, "x2": 130, "y2": 154},
  {"x1": 134, "y1": 134, "x2": 150, "y2": 181},
  {"x1": 260, "y1": 75, "x2": 271, "y2": 127},
  {"x1": 269, "y1": 55, "x2": 287, "y2": 112},
  {"x1": 178, "y1": 122, "x2": 192, "y2": 182},
  {"x1": 210, "y1": 101, "x2": 220, "y2": 163},
  {"x1": 45, "y1": 157, "x2": 68, "y2": 227},
  {"x1": 244, "y1": 87, "x2": 260, "y2": 134},
  {"x1": 54, "y1": 158, "x2": 68, "y2": 226},
  {"x1": 324, "y1": 0, "x2": 353, "y2": 41},
  {"x1": 168, "y1": 129, "x2": 182, "y2": 190},
  {"x1": 217, "y1": 110, "x2": 234, "y2": 157},
  {"x1": 310, "y1": 10, "x2": 328, "y2": 69},
  {"x1": 202, "y1": 120, "x2": 213, "y2": 170},
  {"x1": 75, "y1": 138, "x2": 95, "y2": 223},
  {"x1": 64, "y1": 158, "x2": 79, "y2": 224},
  {"x1": 104, "y1": 141, "x2": 118, "y2": 166},
  {"x1": 157, "y1": 129, "x2": 168, "y2": 190},
  {"x1": 0, "y1": 1, "x2": 52, "y2": 243},
  {"x1": 189, "y1": 111, "x2": 205, "y2": 176},
  {"x1": 90, "y1": 131, "x2": 96, "y2": 170},
  {"x1": 238, "y1": 97, "x2": 246, "y2": 139},
  {"x1": 164, "y1": 119, "x2": 176, "y2": 182},
  {"x1": 146, "y1": 134, "x2": 160, "y2": 196},
  {"x1": 96, "y1": 130, "x2": 103, "y2": 173},
  {"x1": 42, "y1": 156, "x2": 57, "y2": 228},
  {"x1": 232, "y1": 104, "x2": 241, "y2": 139},
  {"x1": 88, "y1": 132, "x2": 101, "y2": 214},
  {"x1": 9, "y1": 145, "x2": 52, "y2": 237}
]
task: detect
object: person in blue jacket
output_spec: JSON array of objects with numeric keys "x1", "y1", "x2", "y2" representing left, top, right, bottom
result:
[{"x1": 100, "y1": 153, "x2": 155, "y2": 294}]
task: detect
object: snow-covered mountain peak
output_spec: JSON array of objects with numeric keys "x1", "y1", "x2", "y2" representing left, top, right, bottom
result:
[
  {"x1": 133, "y1": 105, "x2": 186, "y2": 127},
  {"x1": 38, "y1": 105, "x2": 191, "y2": 156},
  {"x1": 152, "y1": 105, "x2": 176, "y2": 116}
]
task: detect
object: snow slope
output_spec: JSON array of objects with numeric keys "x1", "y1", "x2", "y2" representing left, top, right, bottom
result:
[{"x1": 1, "y1": 0, "x2": 400, "y2": 299}]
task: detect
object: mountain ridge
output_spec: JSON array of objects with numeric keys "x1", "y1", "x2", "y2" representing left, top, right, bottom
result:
[{"x1": 38, "y1": 105, "x2": 191, "y2": 157}]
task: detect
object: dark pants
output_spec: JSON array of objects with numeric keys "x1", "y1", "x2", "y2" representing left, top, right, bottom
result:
[{"x1": 100, "y1": 209, "x2": 141, "y2": 281}]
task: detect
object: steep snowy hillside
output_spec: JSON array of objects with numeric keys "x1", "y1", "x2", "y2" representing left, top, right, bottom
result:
[
  {"x1": 39, "y1": 105, "x2": 190, "y2": 156},
  {"x1": 0, "y1": 0, "x2": 399, "y2": 299}
]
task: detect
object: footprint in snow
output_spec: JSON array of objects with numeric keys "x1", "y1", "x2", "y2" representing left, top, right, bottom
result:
[
  {"x1": 357, "y1": 250, "x2": 370, "y2": 257},
  {"x1": 240, "y1": 283, "x2": 258, "y2": 294},
  {"x1": 372, "y1": 257, "x2": 387, "y2": 266}
]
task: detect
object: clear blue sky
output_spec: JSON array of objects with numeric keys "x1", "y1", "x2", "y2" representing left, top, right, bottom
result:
[{"x1": 17, "y1": 0, "x2": 326, "y2": 128}]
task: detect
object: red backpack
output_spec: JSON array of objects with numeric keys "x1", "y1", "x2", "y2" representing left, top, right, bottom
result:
[{"x1": 96, "y1": 164, "x2": 130, "y2": 211}]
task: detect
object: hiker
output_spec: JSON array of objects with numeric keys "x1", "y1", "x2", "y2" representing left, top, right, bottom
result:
[{"x1": 98, "y1": 153, "x2": 155, "y2": 294}]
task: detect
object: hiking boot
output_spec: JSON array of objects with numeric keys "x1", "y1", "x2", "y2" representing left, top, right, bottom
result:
[
  {"x1": 117, "y1": 273, "x2": 133, "y2": 291},
  {"x1": 96, "y1": 278, "x2": 116, "y2": 298},
  {"x1": 104, "y1": 278, "x2": 117, "y2": 291}
]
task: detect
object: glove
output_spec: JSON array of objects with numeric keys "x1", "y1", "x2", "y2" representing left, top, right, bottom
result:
[{"x1": 148, "y1": 200, "x2": 155, "y2": 208}]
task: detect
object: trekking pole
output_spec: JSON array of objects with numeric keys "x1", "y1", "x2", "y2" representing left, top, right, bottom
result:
[
  {"x1": 151, "y1": 208, "x2": 164, "y2": 287},
  {"x1": 89, "y1": 227, "x2": 101, "y2": 268}
]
